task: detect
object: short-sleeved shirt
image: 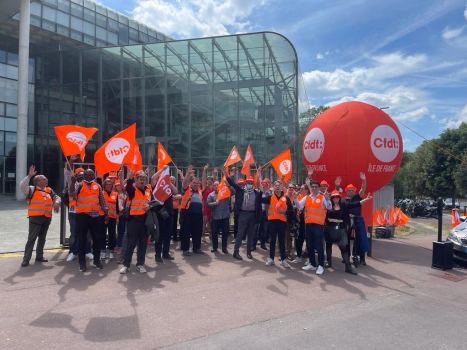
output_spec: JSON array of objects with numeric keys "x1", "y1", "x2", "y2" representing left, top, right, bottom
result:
[
  {"x1": 182, "y1": 188, "x2": 203, "y2": 214},
  {"x1": 342, "y1": 194, "x2": 362, "y2": 216}
]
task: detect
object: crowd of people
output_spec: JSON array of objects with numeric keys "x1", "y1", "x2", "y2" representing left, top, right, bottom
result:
[{"x1": 20, "y1": 156, "x2": 372, "y2": 276}]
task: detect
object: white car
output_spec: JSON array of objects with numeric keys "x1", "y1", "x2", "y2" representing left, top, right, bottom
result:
[
  {"x1": 446, "y1": 217, "x2": 467, "y2": 262},
  {"x1": 444, "y1": 198, "x2": 460, "y2": 209}
]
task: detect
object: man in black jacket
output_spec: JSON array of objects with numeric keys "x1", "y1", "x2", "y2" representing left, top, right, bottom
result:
[{"x1": 222, "y1": 167, "x2": 262, "y2": 260}]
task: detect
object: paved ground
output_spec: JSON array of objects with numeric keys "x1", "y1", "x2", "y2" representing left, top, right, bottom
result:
[{"x1": 2, "y1": 195, "x2": 467, "y2": 350}]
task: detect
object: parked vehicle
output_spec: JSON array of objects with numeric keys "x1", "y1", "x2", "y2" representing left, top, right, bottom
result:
[
  {"x1": 444, "y1": 198, "x2": 460, "y2": 209},
  {"x1": 446, "y1": 217, "x2": 467, "y2": 262},
  {"x1": 406, "y1": 200, "x2": 438, "y2": 219}
]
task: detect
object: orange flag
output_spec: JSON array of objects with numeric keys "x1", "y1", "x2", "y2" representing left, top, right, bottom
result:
[
  {"x1": 157, "y1": 142, "x2": 173, "y2": 171},
  {"x1": 388, "y1": 207, "x2": 393, "y2": 225},
  {"x1": 217, "y1": 176, "x2": 231, "y2": 200},
  {"x1": 128, "y1": 142, "x2": 142, "y2": 172},
  {"x1": 373, "y1": 209, "x2": 383, "y2": 226},
  {"x1": 393, "y1": 207, "x2": 401, "y2": 226},
  {"x1": 241, "y1": 145, "x2": 255, "y2": 176},
  {"x1": 381, "y1": 207, "x2": 386, "y2": 224},
  {"x1": 398, "y1": 210, "x2": 409, "y2": 225},
  {"x1": 153, "y1": 167, "x2": 172, "y2": 203},
  {"x1": 94, "y1": 124, "x2": 136, "y2": 176},
  {"x1": 224, "y1": 145, "x2": 242, "y2": 167},
  {"x1": 54, "y1": 125, "x2": 98, "y2": 161},
  {"x1": 270, "y1": 149, "x2": 292, "y2": 182}
]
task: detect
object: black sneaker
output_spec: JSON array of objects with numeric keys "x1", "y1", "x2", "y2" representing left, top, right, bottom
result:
[
  {"x1": 211, "y1": 248, "x2": 218, "y2": 253},
  {"x1": 222, "y1": 248, "x2": 229, "y2": 254},
  {"x1": 193, "y1": 249, "x2": 204, "y2": 254},
  {"x1": 35, "y1": 257, "x2": 48, "y2": 262},
  {"x1": 92, "y1": 262, "x2": 103, "y2": 270},
  {"x1": 21, "y1": 260, "x2": 29, "y2": 267},
  {"x1": 163, "y1": 254, "x2": 175, "y2": 260},
  {"x1": 183, "y1": 251, "x2": 191, "y2": 256},
  {"x1": 155, "y1": 256, "x2": 164, "y2": 262},
  {"x1": 79, "y1": 264, "x2": 87, "y2": 272}
]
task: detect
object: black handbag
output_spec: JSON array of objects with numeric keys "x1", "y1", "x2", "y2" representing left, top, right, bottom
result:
[
  {"x1": 158, "y1": 206, "x2": 169, "y2": 220},
  {"x1": 325, "y1": 225, "x2": 344, "y2": 243},
  {"x1": 121, "y1": 200, "x2": 132, "y2": 221}
]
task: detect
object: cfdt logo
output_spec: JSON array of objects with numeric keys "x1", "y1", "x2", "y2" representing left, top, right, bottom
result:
[
  {"x1": 66, "y1": 132, "x2": 86, "y2": 150},
  {"x1": 230, "y1": 150, "x2": 238, "y2": 159},
  {"x1": 105, "y1": 138, "x2": 130, "y2": 164},
  {"x1": 303, "y1": 128, "x2": 325, "y2": 163},
  {"x1": 280, "y1": 160, "x2": 291, "y2": 174},
  {"x1": 245, "y1": 151, "x2": 251, "y2": 161},
  {"x1": 370, "y1": 125, "x2": 400, "y2": 163}
]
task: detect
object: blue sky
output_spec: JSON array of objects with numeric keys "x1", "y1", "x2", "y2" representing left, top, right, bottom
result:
[{"x1": 99, "y1": 0, "x2": 467, "y2": 151}]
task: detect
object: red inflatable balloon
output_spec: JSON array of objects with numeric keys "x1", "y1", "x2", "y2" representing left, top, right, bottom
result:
[{"x1": 302, "y1": 101, "x2": 403, "y2": 193}]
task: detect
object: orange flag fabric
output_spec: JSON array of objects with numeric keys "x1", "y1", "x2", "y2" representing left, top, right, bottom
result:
[
  {"x1": 54, "y1": 125, "x2": 98, "y2": 161},
  {"x1": 157, "y1": 142, "x2": 173, "y2": 171},
  {"x1": 241, "y1": 145, "x2": 255, "y2": 176},
  {"x1": 224, "y1": 146, "x2": 242, "y2": 167},
  {"x1": 270, "y1": 149, "x2": 292, "y2": 182},
  {"x1": 94, "y1": 124, "x2": 136, "y2": 176},
  {"x1": 398, "y1": 210, "x2": 409, "y2": 225},
  {"x1": 373, "y1": 209, "x2": 383, "y2": 226},
  {"x1": 393, "y1": 207, "x2": 401, "y2": 226},
  {"x1": 153, "y1": 167, "x2": 172, "y2": 203},
  {"x1": 452, "y1": 208, "x2": 461, "y2": 227},
  {"x1": 217, "y1": 176, "x2": 231, "y2": 200},
  {"x1": 388, "y1": 207, "x2": 393, "y2": 225},
  {"x1": 128, "y1": 142, "x2": 142, "y2": 172}
]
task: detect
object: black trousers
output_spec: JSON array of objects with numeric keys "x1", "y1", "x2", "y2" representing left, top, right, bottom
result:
[
  {"x1": 253, "y1": 211, "x2": 268, "y2": 246},
  {"x1": 100, "y1": 217, "x2": 116, "y2": 251},
  {"x1": 124, "y1": 218, "x2": 148, "y2": 267},
  {"x1": 268, "y1": 219, "x2": 286, "y2": 260},
  {"x1": 172, "y1": 208, "x2": 179, "y2": 241},
  {"x1": 211, "y1": 217, "x2": 229, "y2": 250},
  {"x1": 233, "y1": 212, "x2": 239, "y2": 238},
  {"x1": 23, "y1": 216, "x2": 51, "y2": 262},
  {"x1": 76, "y1": 213, "x2": 102, "y2": 265},
  {"x1": 180, "y1": 211, "x2": 203, "y2": 252},
  {"x1": 155, "y1": 212, "x2": 173, "y2": 257},
  {"x1": 295, "y1": 214, "x2": 305, "y2": 257}
]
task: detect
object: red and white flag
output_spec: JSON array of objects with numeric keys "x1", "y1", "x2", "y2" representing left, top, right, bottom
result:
[
  {"x1": 241, "y1": 145, "x2": 255, "y2": 176},
  {"x1": 152, "y1": 167, "x2": 172, "y2": 203}
]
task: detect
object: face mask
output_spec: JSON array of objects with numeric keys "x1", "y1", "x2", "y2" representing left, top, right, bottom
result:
[{"x1": 245, "y1": 184, "x2": 254, "y2": 191}]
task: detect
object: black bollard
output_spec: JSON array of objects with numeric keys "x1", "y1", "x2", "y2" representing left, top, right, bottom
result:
[{"x1": 432, "y1": 197, "x2": 453, "y2": 270}]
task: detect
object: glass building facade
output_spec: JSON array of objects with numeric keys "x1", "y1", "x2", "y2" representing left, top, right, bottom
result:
[{"x1": 35, "y1": 32, "x2": 309, "y2": 190}]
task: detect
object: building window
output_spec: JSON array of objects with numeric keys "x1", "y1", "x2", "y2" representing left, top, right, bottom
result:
[
  {"x1": 0, "y1": 103, "x2": 3, "y2": 115},
  {"x1": 71, "y1": 0, "x2": 84, "y2": 5},
  {"x1": 118, "y1": 23, "x2": 129, "y2": 44},
  {"x1": 129, "y1": 19, "x2": 138, "y2": 29},
  {"x1": 6, "y1": 66, "x2": 18, "y2": 80},
  {"x1": 83, "y1": 0, "x2": 95, "y2": 10},
  {"x1": 0, "y1": 51, "x2": 5, "y2": 63},
  {"x1": 129, "y1": 28, "x2": 139, "y2": 41},
  {"x1": 7, "y1": 53, "x2": 18, "y2": 66},
  {"x1": 108, "y1": 18, "x2": 118, "y2": 32},
  {"x1": 5, "y1": 118, "x2": 17, "y2": 132},
  {"x1": 31, "y1": 16, "x2": 41, "y2": 27},
  {"x1": 83, "y1": 22, "x2": 95, "y2": 36},
  {"x1": 107, "y1": 10, "x2": 118, "y2": 20},
  {"x1": 96, "y1": 13, "x2": 106, "y2": 28},
  {"x1": 118, "y1": 14, "x2": 129, "y2": 25},
  {"x1": 139, "y1": 23, "x2": 148, "y2": 34},
  {"x1": 0, "y1": 118, "x2": 4, "y2": 131},
  {"x1": 107, "y1": 31, "x2": 118, "y2": 45},
  {"x1": 71, "y1": 3, "x2": 83, "y2": 18},
  {"x1": 57, "y1": 24, "x2": 69, "y2": 37},
  {"x1": 96, "y1": 40, "x2": 106, "y2": 47},
  {"x1": 31, "y1": 2, "x2": 42, "y2": 17},
  {"x1": 96, "y1": 26, "x2": 106, "y2": 41},
  {"x1": 95, "y1": 3, "x2": 106, "y2": 15},
  {"x1": 71, "y1": 16, "x2": 83, "y2": 32},
  {"x1": 83, "y1": 8, "x2": 95, "y2": 23},
  {"x1": 70, "y1": 30, "x2": 82, "y2": 42},
  {"x1": 83, "y1": 35, "x2": 95, "y2": 46},
  {"x1": 58, "y1": 0, "x2": 70, "y2": 13},
  {"x1": 6, "y1": 104, "x2": 17, "y2": 118},
  {"x1": 43, "y1": 6, "x2": 57, "y2": 22},
  {"x1": 5, "y1": 132, "x2": 16, "y2": 156},
  {"x1": 0, "y1": 63, "x2": 5, "y2": 78},
  {"x1": 42, "y1": 19, "x2": 56, "y2": 32},
  {"x1": 57, "y1": 11, "x2": 69, "y2": 27}
]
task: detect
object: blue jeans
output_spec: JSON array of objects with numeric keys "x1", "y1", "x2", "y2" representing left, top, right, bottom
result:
[
  {"x1": 305, "y1": 223, "x2": 324, "y2": 267},
  {"x1": 68, "y1": 213, "x2": 91, "y2": 254},
  {"x1": 211, "y1": 217, "x2": 229, "y2": 250},
  {"x1": 116, "y1": 220, "x2": 126, "y2": 248}
]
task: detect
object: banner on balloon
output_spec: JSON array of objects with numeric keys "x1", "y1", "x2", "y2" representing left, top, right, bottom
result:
[
  {"x1": 157, "y1": 142, "x2": 173, "y2": 171},
  {"x1": 270, "y1": 149, "x2": 292, "y2": 182},
  {"x1": 241, "y1": 145, "x2": 255, "y2": 176},
  {"x1": 224, "y1": 146, "x2": 242, "y2": 167},
  {"x1": 94, "y1": 124, "x2": 136, "y2": 176},
  {"x1": 153, "y1": 167, "x2": 172, "y2": 203},
  {"x1": 128, "y1": 142, "x2": 142, "y2": 172},
  {"x1": 54, "y1": 125, "x2": 98, "y2": 161}
]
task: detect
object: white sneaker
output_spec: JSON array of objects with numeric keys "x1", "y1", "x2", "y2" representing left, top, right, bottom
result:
[
  {"x1": 303, "y1": 258, "x2": 310, "y2": 266},
  {"x1": 66, "y1": 253, "x2": 76, "y2": 262},
  {"x1": 231, "y1": 239, "x2": 236, "y2": 244},
  {"x1": 136, "y1": 265, "x2": 146, "y2": 273},
  {"x1": 119, "y1": 266, "x2": 128, "y2": 274},
  {"x1": 85, "y1": 253, "x2": 94, "y2": 260},
  {"x1": 176, "y1": 243, "x2": 181, "y2": 250},
  {"x1": 316, "y1": 265, "x2": 324, "y2": 275},
  {"x1": 292, "y1": 257, "x2": 302, "y2": 264},
  {"x1": 302, "y1": 264, "x2": 317, "y2": 271},
  {"x1": 281, "y1": 260, "x2": 291, "y2": 268},
  {"x1": 100, "y1": 252, "x2": 106, "y2": 260},
  {"x1": 265, "y1": 258, "x2": 274, "y2": 266},
  {"x1": 109, "y1": 252, "x2": 114, "y2": 260}
]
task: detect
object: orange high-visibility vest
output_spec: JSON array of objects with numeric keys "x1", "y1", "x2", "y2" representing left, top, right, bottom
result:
[
  {"x1": 173, "y1": 196, "x2": 180, "y2": 210},
  {"x1": 304, "y1": 194, "x2": 327, "y2": 225},
  {"x1": 99, "y1": 191, "x2": 117, "y2": 218},
  {"x1": 180, "y1": 186, "x2": 203, "y2": 210},
  {"x1": 297, "y1": 194, "x2": 304, "y2": 201},
  {"x1": 69, "y1": 194, "x2": 76, "y2": 209},
  {"x1": 128, "y1": 185, "x2": 151, "y2": 216},
  {"x1": 76, "y1": 182, "x2": 101, "y2": 213},
  {"x1": 28, "y1": 187, "x2": 53, "y2": 218},
  {"x1": 268, "y1": 194, "x2": 287, "y2": 222}
]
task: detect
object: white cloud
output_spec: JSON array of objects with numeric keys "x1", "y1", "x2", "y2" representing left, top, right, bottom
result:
[
  {"x1": 465, "y1": 4, "x2": 467, "y2": 20},
  {"x1": 441, "y1": 104, "x2": 467, "y2": 129},
  {"x1": 303, "y1": 52, "x2": 427, "y2": 99},
  {"x1": 442, "y1": 25, "x2": 465, "y2": 39},
  {"x1": 394, "y1": 107, "x2": 430, "y2": 122},
  {"x1": 403, "y1": 138, "x2": 411, "y2": 143},
  {"x1": 316, "y1": 53, "x2": 324, "y2": 59},
  {"x1": 132, "y1": 0, "x2": 267, "y2": 39}
]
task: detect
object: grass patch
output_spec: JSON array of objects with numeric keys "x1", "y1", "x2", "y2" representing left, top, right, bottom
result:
[
  {"x1": 426, "y1": 222, "x2": 451, "y2": 234},
  {"x1": 394, "y1": 225, "x2": 411, "y2": 237}
]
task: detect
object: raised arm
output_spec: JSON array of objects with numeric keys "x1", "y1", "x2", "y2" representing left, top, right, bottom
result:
[
  {"x1": 151, "y1": 165, "x2": 168, "y2": 188},
  {"x1": 202, "y1": 163, "x2": 209, "y2": 189},
  {"x1": 182, "y1": 165, "x2": 194, "y2": 190},
  {"x1": 359, "y1": 172, "x2": 366, "y2": 198}
]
